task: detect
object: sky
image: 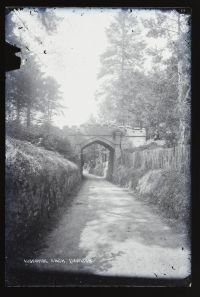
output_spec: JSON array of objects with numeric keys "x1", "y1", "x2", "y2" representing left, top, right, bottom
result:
[
  {"x1": 11, "y1": 8, "x2": 119, "y2": 128},
  {"x1": 7, "y1": 8, "x2": 179, "y2": 128},
  {"x1": 42, "y1": 9, "x2": 118, "y2": 127}
]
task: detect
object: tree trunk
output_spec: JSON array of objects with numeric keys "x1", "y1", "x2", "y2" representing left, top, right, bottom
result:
[
  {"x1": 26, "y1": 103, "x2": 31, "y2": 129},
  {"x1": 120, "y1": 12, "x2": 126, "y2": 126},
  {"x1": 16, "y1": 98, "x2": 20, "y2": 128},
  {"x1": 177, "y1": 13, "x2": 186, "y2": 145}
]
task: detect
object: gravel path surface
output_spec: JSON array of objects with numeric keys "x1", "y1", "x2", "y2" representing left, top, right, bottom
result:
[{"x1": 32, "y1": 173, "x2": 190, "y2": 279}]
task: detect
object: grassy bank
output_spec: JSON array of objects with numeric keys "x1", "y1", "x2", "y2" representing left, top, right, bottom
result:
[
  {"x1": 112, "y1": 146, "x2": 190, "y2": 225},
  {"x1": 5, "y1": 136, "x2": 81, "y2": 249}
]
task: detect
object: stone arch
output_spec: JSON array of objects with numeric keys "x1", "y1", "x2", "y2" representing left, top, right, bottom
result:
[
  {"x1": 80, "y1": 136, "x2": 115, "y2": 151},
  {"x1": 80, "y1": 137, "x2": 115, "y2": 180}
]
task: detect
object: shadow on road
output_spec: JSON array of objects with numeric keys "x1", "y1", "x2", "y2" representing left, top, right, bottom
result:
[{"x1": 5, "y1": 267, "x2": 191, "y2": 287}]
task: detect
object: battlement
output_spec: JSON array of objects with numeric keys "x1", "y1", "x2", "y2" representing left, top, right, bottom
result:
[
  {"x1": 66, "y1": 123, "x2": 145, "y2": 132},
  {"x1": 62, "y1": 124, "x2": 146, "y2": 143},
  {"x1": 125, "y1": 127, "x2": 146, "y2": 137}
]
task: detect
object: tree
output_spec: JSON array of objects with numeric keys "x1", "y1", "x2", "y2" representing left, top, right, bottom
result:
[
  {"x1": 97, "y1": 10, "x2": 147, "y2": 126},
  {"x1": 5, "y1": 8, "x2": 64, "y2": 132},
  {"x1": 36, "y1": 8, "x2": 63, "y2": 34},
  {"x1": 38, "y1": 77, "x2": 64, "y2": 129},
  {"x1": 5, "y1": 53, "x2": 46, "y2": 129},
  {"x1": 6, "y1": 71, "x2": 25, "y2": 126},
  {"x1": 97, "y1": 9, "x2": 191, "y2": 146},
  {"x1": 142, "y1": 10, "x2": 191, "y2": 144},
  {"x1": 176, "y1": 13, "x2": 191, "y2": 144}
]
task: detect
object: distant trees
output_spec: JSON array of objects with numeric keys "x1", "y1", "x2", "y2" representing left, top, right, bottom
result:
[
  {"x1": 5, "y1": 56, "x2": 62, "y2": 131},
  {"x1": 96, "y1": 9, "x2": 191, "y2": 146},
  {"x1": 82, "y1": 143, "x2": 108, "y2": 176},
  {"x1": 5, "y1": 8, "x2": 63, "y2": 132},
  {"x1": 5, "y1": 8, "x2": 73, "y2": 158},
  {"x1": 142, "y1": 10, "x2": 191, "y2": 144},
  {"x1": 96, "y1": 11, "x2": 147, "y2": 126},
  {"x1": 37, "y1": 76, "x2": 63, "y2": 129}
]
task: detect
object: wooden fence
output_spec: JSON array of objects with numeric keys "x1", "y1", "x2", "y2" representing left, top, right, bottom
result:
[{"x1": 124, "y1": 145, "x2": 190, "y2": 173}]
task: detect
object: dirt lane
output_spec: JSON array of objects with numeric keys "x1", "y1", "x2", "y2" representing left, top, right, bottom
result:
[{"x1": 32, "y1": 173, "x2": 190, "y2": 279}]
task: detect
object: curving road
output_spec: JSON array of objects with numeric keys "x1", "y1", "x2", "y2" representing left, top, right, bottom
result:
[{"x1": 31, "y1": 173, "x2": 190, "y2": 280}]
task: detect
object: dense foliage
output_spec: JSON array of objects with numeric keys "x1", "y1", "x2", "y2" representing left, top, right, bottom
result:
[
  {"x1": 5, "y1": 8, "x2": 72, "y2": 156},
  {"x1": 96, "y1": 10, "x2": 191, "y2": 146}
]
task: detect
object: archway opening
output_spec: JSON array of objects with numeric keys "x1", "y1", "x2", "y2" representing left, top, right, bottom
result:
[{"x1": 80, "y1": 140, "x2": 115, "y2": 180}]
